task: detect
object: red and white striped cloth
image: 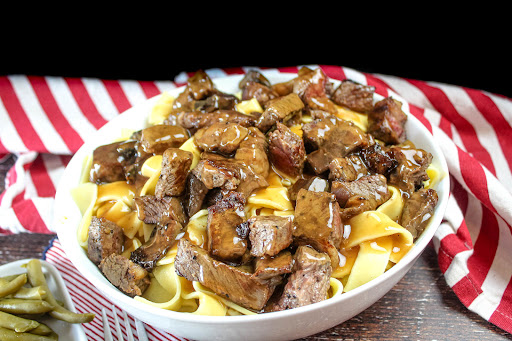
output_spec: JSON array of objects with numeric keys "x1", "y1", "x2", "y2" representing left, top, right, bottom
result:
[{"x1": 1, "y1": 65, "x2": 512, "y2": 335}]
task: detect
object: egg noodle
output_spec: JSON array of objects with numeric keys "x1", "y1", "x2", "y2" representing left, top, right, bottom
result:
[{"x1": 72, "y1": 90, "x2": 441, "y2": 316}]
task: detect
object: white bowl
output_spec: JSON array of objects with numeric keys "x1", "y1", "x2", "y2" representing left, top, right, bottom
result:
[{"x1": 53, "y1": 71, "x2": 450, "y2": 341}]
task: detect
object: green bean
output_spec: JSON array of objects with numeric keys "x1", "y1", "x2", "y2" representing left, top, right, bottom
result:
[
  {"x1": 0, "y1": 275, "x2": 20, "y2": 282},
  {"x1": 10, "y1": 286, "x2": 47, "y2": 300},
  {"x1": 0, "y1": 326, "x2": 58, "y2": 341},
  {"x1": 0, "y1": 310, "x2": 40, "y2": 333},
  {"x1": 0, "y1": 298, "x2": 54, "y2": 315},
  {"x1": 29, "y1": 323, "x2": 53, "y2": 336},
  {"x1": 26, "y1": 259, "x2": 95, "y2": 324},
  {"x1": 0, "y1": 274, "x2": 27, "y2": 298}
]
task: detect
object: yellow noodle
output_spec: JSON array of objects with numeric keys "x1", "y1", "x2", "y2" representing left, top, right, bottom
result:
[{"x1": 148, "y1": 92, "x2": 175, "y2": 125}]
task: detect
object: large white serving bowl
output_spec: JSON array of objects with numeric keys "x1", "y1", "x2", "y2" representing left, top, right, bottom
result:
[{"x1": 53, "y1": 70, "x2": 450, "y2": 341}]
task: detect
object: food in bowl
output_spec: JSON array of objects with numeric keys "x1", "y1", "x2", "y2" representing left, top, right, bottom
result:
[{"x1": 71, "y1": 67, "x2": 442, "y2": 316}]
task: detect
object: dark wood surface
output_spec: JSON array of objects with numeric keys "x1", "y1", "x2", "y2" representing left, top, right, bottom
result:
[{"x1": 0, "y1": 234, "x2": 510, "y2": 340}]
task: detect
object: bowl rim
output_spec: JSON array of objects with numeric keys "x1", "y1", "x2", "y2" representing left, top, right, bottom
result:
[{"x1": 53, "y1": 70, "x2": 450, "y2": 325}]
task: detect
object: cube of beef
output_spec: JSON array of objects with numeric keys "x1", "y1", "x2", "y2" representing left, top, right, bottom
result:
[
  {"x1": 155, "y1": 148, "x2": 193, "y2": 198},
  {"x1": 139, "y1": 125, "x2": 189, "y2": 154},
  {"x1": 174, "y1": 239, "x2": 277, "y2": 311},
  {"x1": 359, "y1": 142, "x2": 397, "y2": 176},
  {"x1": 134, "y1": 195, "x2": 187, "y2": 227},
  {"x1": 268, "y1": 246, "x2": 332, "y2": 311},
  {"x1": 241, "y1": 81, "x2": 279, "y2": 107},
  {"x1": 185, "y1": 172, "x2": 210, "y2": 217},
  {"x1": 234, "y1": 127, "x2": 270, "y2": 179},
  {"x1": 288, "y1": 176, "x2": 330, "y2": 202},
  {"x1": 252, "y1": 251, "x2": 293, "y2": 281},
  {"x1": 388, "y1": 146, "x2": 433, "y2": 195},
  {"x1": 99, "y1": 254, "x2": 150, "y2": 297},
  {"x1": 177, "y1": 110, "x2": 257, "y2": 132},
  {"x1": 331, "y1": 80, "x2": 375, "y2": 113},
  {"x1": 256, "y1": 93, "x2": 305, "y2": 132},
  {"x1": 245, "y1": 215, "x2": 293, "y2": 257},
  {"x1": 367, "y1": 97, "x2": 407, "y2": 145},
  {"x1": 193, "y1": 92, "x2": 239, "y2": 113},
  {"x1": 293, "y1": 189, "x2": 343, "y2": 268},
  {"x1": 194, "y1": 122, "x2": 249, "y2": 155},
  {"x1": 331, "y1": 174, "x2": 391, "y2": 220},
  {"x1": 87, "y1": 217, "x2": 124, "y2": 265},
  {"x1": 130, "y1": 220, "x2": 184, "y2": 271},
  {"x1": 207, "y1": 191, "x2": 248, "y2": 263},
  {"x1": 90, "y1": 140, "x2": 137, "y2": 184},
  {"x1": 400, "y1": 188, "x2": 439, "y2": 239},
  {"x1": 328, "y1": 155, "x2": 370, "y2": 182},
  {"x1": 238, "y1": 70, "x2": 272, "y2": 89},
  {"x1": 268, "y1": 122, "x2": 306, "y2": 177}
]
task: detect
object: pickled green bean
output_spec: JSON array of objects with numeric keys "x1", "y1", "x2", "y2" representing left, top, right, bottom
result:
[
  {"x1": 0, "y1": 310, "x2": 40, "y2": 332},
  {"x1": 0, "y1": 298, "x2": 54, "y2": 315},
  {"x1": 0, "y1": 274, "x2": 27, "y2": 298},
  {"x1": 10, "y1": 286, "x2": 47, "y2": 300},
  {"x1": 0, "y1": 326, "x2": 58, "y2": 341}
]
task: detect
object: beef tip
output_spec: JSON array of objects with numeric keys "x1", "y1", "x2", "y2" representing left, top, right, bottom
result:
[
  {"x1": 175, "y1": 238, "x2": 277, "y2": 311},
  {"x1": 139, "y1": 125, "x2": 189, "y2": 154},
  {"x1": 331, "y1": 174, "x2": 391, "y2": 220},
  {"x1": 234, "y1": 127, "x2": 270, "y2": 179},
  {"x1": 155, "y1": 148, "x2": 193, "y2": 198},
  {"x1": 99, "y1": 254, "x2": 150, "y2": 297},
  {"x1": 134, "y1": 195, "x2": 188, "y2": 227},
  {"x1": 90, "y1": 140, "x2": 137, "y2": 184},
  {"x1": 293, "y1": 189, "x2": 342, "y2": 268},
  {"x1": 171, "y1": 70, "x2": 216, "y2": 114},
  {"x1": 367, "y1": 97, "x2": 407, "y2": 145},
  {"x1": 207, "y1": 191, "x2": 248, "y2": 263},
  {"x1": 185, "y1": 172, "x2": 209, "y2": 217},
  {"x1": 252, "y1": 250, "x2": 293, "y2": 281},
  {"x1": 177, "y1": 110, "x2": 256, "y2": 132},
  {"x1": 268, "y1": 245, "x2": 332, "y2": 312},
  {"x1": 241, "y1": 81, "x2": 279, "y2": 107},
  {"x1": 130, "y1": 220, "x2": 184, "y2": 271},
  {"x1": 302, "y1": 115, "x2": 338, "y2": 150},
  {"x1": 194, "y1": 122, "x2": 249, "y2": 155},
  {"x1": 359, "y1": 142, "x2": 397, "y2": 176},
  {"x1": 268, "y1": 122, "x2": 306, "y2": 177},
  {"x1": 400, "y1": 188, "x2": 439, "y2": 239},
  {"x1": 239, "y1": 70, "x2": 272, "y2": 89},
  {"x1": 256, "y1": 93, "x2": 305, "y2": 132},
  {"x1": 87, "y1": 217, "x2": 124, "y2": 265},
  {"x1": 328, "y1": 155, "x2": 370, "y2": 182},
  {"x1": 246, "y1": 215, "x2": 293, "y2": 257},
  {"x1": 288, "y1": 176, "x2": 329, "y2": 202},
  {"x1": 305, "y1": 118, "x2": 369, "y2": 174},
  {"x1": 331, "y1": 80, "x2": 375, "y2": 113},
  {"x1": 388, "y1": 146, "x2": 433, "y2": 195},
  {"x1": 193, "y1": 92, "x2": 239, "y2": 113}
]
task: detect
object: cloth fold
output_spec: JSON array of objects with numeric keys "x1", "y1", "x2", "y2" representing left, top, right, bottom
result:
[{"x1": 1, "y1": 65, "x2": 511, "y2": 334}]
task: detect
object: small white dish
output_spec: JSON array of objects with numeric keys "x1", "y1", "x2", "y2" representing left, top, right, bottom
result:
[
  {"x1": 53, "y1": 71, "x2": 450, "y2": 341},
  {"x1": 0, "y1": 259, "x2": 87, "y2": 341}
]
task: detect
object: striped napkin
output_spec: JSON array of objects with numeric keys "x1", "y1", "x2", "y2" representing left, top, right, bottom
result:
[{"x1": 1, "y1": 65, "x2": 512, "y2": 335}]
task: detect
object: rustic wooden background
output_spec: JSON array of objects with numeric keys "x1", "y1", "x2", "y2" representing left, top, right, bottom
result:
[{"x1": 1, "y1": 155, "x2": 511, "y2": 340}]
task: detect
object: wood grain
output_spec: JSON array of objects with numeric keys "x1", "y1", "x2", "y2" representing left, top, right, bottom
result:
[{"x1": 0, "y1": 233, "x2": 510, "y2": 340}]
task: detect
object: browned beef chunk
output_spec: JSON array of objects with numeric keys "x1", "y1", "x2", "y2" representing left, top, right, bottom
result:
[
  {"x1": 99, "y1": 254, "x2": 150, "y2": 297},
  {"x1": 359, "y1": 142, "x2": 397, "y2": 176},
  {"x1": 234, "y1": 127, "x2": 270, "y2": 179},
  {"x1": 90, "y1": 140, "x2": 137, "y2": 184},
  {"x1": 194, "y1": 122, "x2": 249, "y2": 155},
  {"x1": 293, "y1": 189, "x2": 342, "y2": 268},
  {"x1": 87, "y1": 217, "x2": 124, "y2": 265},
  {"x1": 134, "y1": 195, "x2": 187, "y2": 227},
  {"x1": 367, "y1": 97, "x2": 407, "y2": 145},
  {"x1": 331, "y1": 174, "x2": 391, "y2": 221},
  {"x1": 304, "y1": 117, "x2": 369, "y2": 174},
  {"x1": 130, "y1": 220, "x2": 184, "y2": 271},
  {"x1": 177, "y1": 110, "x2": 257, "y2": 132},
  {"x1": 268, "y1": 122, "x2": 306, "y2": 177},
  {"x1": 174, "y1": 239, "x2": 276, "y2": 311},
  {"x1": 193, "y1": 92, "x2": 239, "y2": 113},
  {"x1": 288, "y1": 176, "x2": 329, "y2": 202},
  {"x1": 207, "y1": 191, "x2": 248, "y2": 263},
  {"x1": 155, "y1": 148, "x2": 193, "y2": 198},
  {"x1": 331, "y1": 80, "x2": 375, "y2": 113},
  {"x1": 185, "y1": 172, "x2": 209, "y2": 217},
  {"x1": 171, "y1": 70, "x2": 216, "y2": 114},
  {"x1": 252, "y1": 251, "x2": 293, "y2": 281},
  {"x1": 302, "y1": 115, "x2": 338, "y2": 150},
  {"x1": 400, "y1": 188, "x2": 438, "y2": 239},
  {"x1": 239, "y1": 70, "x2": 272, "y2": 89},
  {"x1": 328, "y1": 155, "x2": 370, "y2": 182},
  {"x1": 388, "y1": 146, "x2": 433, "y2": 195},
  {"x1": 139, "y1": 125, "x2": 189, "y2": 154},
  {"x1": 245, "y1": 215, "x2": 293, "y2": 257},
  {"x1": 241, "y1": 81, "x2": 279, "y2": 107},
  {"x1": 256, "y1": 93, "x2": 305, "y2": 132},
  {"x1": 268, "y1": 245, "x2": 332, "y2": 311}
]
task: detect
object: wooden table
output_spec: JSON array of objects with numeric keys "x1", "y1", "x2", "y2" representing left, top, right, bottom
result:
[{"x1": 1, "y1": 156, "x2": 511, "y2": 341}]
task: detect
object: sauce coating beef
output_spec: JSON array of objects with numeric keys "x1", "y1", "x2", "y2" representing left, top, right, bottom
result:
[
  {"x1": 268, "y1": 122, "x2": 306, "y2": 177},
  {"x1": 155, "y1": 148, "x2": 193, "y2": 198},
  {"x1": 87, "y1": 217, "x2": 124, "y2": 265},
  {"x1": 99, "y1": 254, "x2": 150, "y2": 297},
  {"x1": 367, "y1": 97, "x2": 407, "y2": 145}
]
